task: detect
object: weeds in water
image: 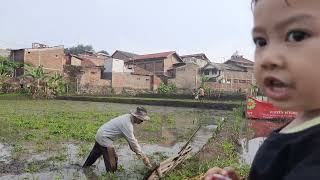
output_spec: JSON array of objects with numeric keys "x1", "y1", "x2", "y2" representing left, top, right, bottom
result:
[
  {"x1": 52, "y1": 153, "x2": 68, "y2": 162},
  {"x1": 24, "y1": 162, "x2": 46, "y2": 173},
  {"x1": 78, "y1": 143, "x2": 91, "y2": 158},
  {"x1": 100, "y1": 172, "x2": 118, "y2": 180},
  {"x1": 53, "y1": 176, "x2": 62, "y2": 180},
  {"x1": 118, "y1": 164, "x2": 125, "y2": 172},
  {"x1": 12, "y1": 144, "x2": 24, "y2": 152},
  {"x1": 150, "y1": 152, "x2": 169, "y2": 162}
]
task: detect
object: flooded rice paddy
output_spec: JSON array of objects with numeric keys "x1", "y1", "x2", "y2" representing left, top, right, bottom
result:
[{"x1": 0, "y1": 99, "x2": 230, "y2": 179}]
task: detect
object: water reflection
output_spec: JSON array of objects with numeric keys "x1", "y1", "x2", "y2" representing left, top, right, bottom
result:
[{"x1": 240, "y1": 137, "x2": 266, "y2": 165}]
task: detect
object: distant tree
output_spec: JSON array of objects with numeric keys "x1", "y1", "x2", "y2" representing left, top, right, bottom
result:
[
  {"x1": 97, "y1": 50, "x2": 109, "y2": 55},
  {"x1": 64, "y1": 44, "x2": 94, "y2": 55}
]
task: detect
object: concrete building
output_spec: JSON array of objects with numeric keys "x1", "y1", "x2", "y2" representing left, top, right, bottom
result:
[{"x1": 104, "y1": 58, "x2": 132, "y2": 73}]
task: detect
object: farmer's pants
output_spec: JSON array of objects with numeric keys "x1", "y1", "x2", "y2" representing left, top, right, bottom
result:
[{"x1": 83, "y1": 141, "x2": 118, "y2": 172}]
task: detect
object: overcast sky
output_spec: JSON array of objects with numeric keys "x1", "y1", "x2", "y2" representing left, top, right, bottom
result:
[{"x1": 0, "y1": 0, "x2": 254, "y2": 62}]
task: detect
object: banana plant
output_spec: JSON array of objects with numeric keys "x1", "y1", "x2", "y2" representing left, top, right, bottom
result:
[
  {"x1": 23, "y1": 65, "x2": 47, "y2": 97},
  {"x1": 47, "y1": 72, "x2": 65, "y2": 96}
]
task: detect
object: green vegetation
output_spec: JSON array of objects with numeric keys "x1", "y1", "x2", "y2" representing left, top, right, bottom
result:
[
  {"x1": 0, "y1": 97, "x2": 238, "y2": 179},
  {"x1": 158, "y1": 83, "x2": 177, "y2": 95},
  {"x1": 57, "y1": 95, "x2": 241, "y2": 110},
  {"x1": 7, "y1": 111, "x2": 119, "y2": 142},
  {"x1": 200, "y1": 73, "x2": 210, "y2": 88},
  {"x1": 24, "y1": 161, "x2": 49, "y2": 173},
  {"x1": 0, "y1": 56, "x2": 23, "y2": 93},
  {"x1": 165, "y1": 108, "x2": 252, "y2": 179}
]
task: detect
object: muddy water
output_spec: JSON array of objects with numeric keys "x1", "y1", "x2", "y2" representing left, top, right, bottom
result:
[
  {"x1": 1, "y1": 101, "x2": 227, "y2": 180},
  {"x1": 0, "y1": 126, "x2": 218, "y2": 180},
  {"x1": 0, "y1": 144, "x2": 11, "y2": 164}
]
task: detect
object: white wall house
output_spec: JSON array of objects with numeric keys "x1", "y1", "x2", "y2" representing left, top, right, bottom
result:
[{"x1": 104, "y1": 58, "x2": 132, "y2": 73}]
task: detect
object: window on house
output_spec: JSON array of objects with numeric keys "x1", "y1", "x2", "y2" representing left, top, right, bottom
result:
[
  {"x1": 233, "y1": 79, "x2": 239, "y2": 83},
  {"x1": 27, "y1": 52, "x2": 31, "y2": 54},
  {"x1": 212, "y1": 68, "x2": 218, "y2": 74},
  {"x1": 247, "y1": 80, "x2": 251, "y2": 83},
  {"x1": 91, "y1": 72, "x2": 96, "y2": 74},
  {"x1": 239, "y1": 80, "x2": 246, "y2": 83},
  {"x1": 210, "y1": 78, "x2": 217, "y2": 82},
  {"x1": 204, "y1": 70, "x2": 209, "y2": 75}
]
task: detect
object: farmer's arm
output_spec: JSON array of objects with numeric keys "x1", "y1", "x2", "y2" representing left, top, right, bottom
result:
[{"x1": 121, "y1": 123, "x2": 145, "y2": 159}]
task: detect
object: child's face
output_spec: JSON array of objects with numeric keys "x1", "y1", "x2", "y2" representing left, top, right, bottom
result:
[{"x1": 253, "y1": 0, "x2": 320, "y2": 111}]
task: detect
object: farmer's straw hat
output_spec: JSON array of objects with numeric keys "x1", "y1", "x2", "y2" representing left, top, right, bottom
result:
[{"x1": 130, "y1": 106, "x2": 150, "y2": 121}]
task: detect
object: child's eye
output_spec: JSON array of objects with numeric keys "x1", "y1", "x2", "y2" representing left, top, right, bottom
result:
[
  {"x1": 286, "y1": 30, "x2": 310, "y2": 42},
  {"x1": 253, "y1": 37, "x2": 267, "y2": 48}
]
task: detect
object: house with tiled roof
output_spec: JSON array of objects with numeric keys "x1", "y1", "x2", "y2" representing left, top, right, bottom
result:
[
  {"x1": 180, "y1": 53, "x2": 210, "y2": 68},
  {"x1": 68, "y1": 54, "x2": 106, "y2": 67},
  {"x1": 201, "y1": 53, "x2": 255, "y2": 93},
  {"x1": 224, "y1": 52, "x2": 254, "y2": 70},
  {"x1": 111, "y1": 50, "x2": 139, "y2": 62},
  {"x1": 126, "y1": 51, "x2": 183, "y2": 76}
]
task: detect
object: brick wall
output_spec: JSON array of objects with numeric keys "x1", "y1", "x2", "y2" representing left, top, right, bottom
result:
[
  {"x1": 112, "y1": 72, "x2": 152, "y2": 94},
  {"x1": 168, "y1": 63, "x2": 200, "y2": 90},
  {"x1": 152, "y1": 75, "x2": 162, "y2": 90},
  {"x1": 79, "y1": 67, "x2": 111, "y2": 94},
  {"x1": 205, "y1": 70, "x2": 255, "y2": 93},
  {"x1": 24, "y1": 46, "x2": 65, "y2": 73}
]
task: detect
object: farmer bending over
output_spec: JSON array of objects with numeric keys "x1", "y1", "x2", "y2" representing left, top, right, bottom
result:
[{"x1": 83, "y1": 106, "x2": 152, "y2": 172}]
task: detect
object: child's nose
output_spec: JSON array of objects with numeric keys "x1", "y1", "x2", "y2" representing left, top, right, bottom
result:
[{"x1": 259, "y1": 49, "x2": 286, "y2": 70}]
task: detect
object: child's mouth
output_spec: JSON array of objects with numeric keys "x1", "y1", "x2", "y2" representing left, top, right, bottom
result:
[{"x1": 263, "y1": 77, "x2": 292, "y2": 100}]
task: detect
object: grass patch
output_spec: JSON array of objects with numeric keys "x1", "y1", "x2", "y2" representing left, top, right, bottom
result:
[
  {"x1": 24, "y1": 161, "x2": 49, "y2": 173},
  {"x1": 165, "y1": 107, "x2": 252, "y2": 179}
]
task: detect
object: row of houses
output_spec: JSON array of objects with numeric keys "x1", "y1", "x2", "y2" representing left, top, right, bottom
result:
[{"x1": 0, "y1": 43, "x2": 255, "y2": 94}]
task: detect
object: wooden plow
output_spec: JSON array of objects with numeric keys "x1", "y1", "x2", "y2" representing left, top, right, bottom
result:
[{"x1": 143, "y1": 126, "x2": 201, "y2": 180}]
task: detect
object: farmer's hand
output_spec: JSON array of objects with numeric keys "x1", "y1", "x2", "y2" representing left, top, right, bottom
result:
[
  {"x1": 142, "y1": 156, "x2": 152, "y2": 169},
  {"x1": 203, "y1": 167, "x2": 240, "y2": 180}
]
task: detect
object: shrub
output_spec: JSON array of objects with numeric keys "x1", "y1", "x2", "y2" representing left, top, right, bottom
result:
[{"x1": 158, "y1": 83, "x2": 177, "y2": 94}]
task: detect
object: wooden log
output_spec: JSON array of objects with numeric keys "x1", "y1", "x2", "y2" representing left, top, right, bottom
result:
[{"x1": 143, "y1": 126, "x2": 201, "y2": 180}]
